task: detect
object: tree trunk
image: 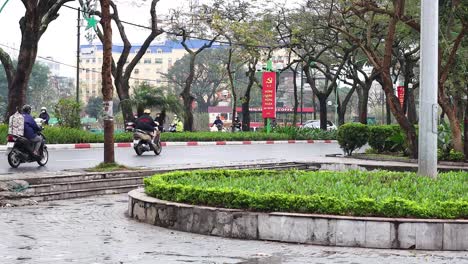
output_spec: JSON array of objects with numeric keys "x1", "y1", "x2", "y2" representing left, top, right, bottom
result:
[
  {"x1": 181, "y1": 55, "x2": 197, "y2": 131},
  {"x1": 241, "y1": 99, "x2": 250, "y2": 132},
  {"x1": 464, "y1": 100, "x2": 468, "y2": 161},
  {"x1": 439, "y1": 96, "x2": 463, "y2": 152},
  {"x1": 116, "y1": 81, "x2": 134, "y2": 122},
  {"x1": 101, "y1": 0, "x2": 114, "y2": 164},
  {"x1": 382, "y1": 72, "x2": 418, "y2": 158},
  {"x1": 407, "y1": 86, "x2": 417, "y2": 125},
  {"x1": 318, "y1": 96, "x2": 327, "y2": 130},
  {"x1": 358, "y1": 87, "x2": 369, "y2": 124},
  {"x1": 292, "y1": 66, "x2": 299, "y2": 126},
  {"x1": 6, "y1": 16, "x2": 39, "y2": 119}
]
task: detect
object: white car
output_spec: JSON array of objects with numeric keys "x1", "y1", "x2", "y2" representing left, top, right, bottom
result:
[{"x1": 302, "y1": 120, "x2": 337, "y2": 131}]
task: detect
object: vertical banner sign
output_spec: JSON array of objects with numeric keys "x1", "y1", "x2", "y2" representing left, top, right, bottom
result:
[
  {"x1": 262, "y1": 72, "x2": 276, "y2": 118},
  {"x1": 397, "y1": 86, "x2": 405, "y2": 107}
]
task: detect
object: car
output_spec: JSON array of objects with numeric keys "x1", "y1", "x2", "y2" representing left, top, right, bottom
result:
[{"x1": 301, "y1": 120, "x2": 337, "y2": 131}]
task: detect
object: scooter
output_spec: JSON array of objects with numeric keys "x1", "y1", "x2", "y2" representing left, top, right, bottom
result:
[
  {"x1": 6, "y1": 119, "x2": 48, "y2": 168},
  {"x1": 128, "y1": 122, "x2": 162, "y2": 156}
]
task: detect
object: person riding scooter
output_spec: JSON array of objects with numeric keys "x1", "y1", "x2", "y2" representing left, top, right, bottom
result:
[
  {"x1": 211, "y1": 116, "x2": 224, "y2": 131},
  {"x1": 169, "y1": 114, "x2": 183, "y2": 132},
  {"x1": 135, "y1": 109, "x2": 158, "y2": 148},
  {"x1": 232, "y1": 117, "x2": 242, "y2": 132},
  {"x1": 22, "y1": 105, "x2": 42, "y2": 158},
  {"x1": 39, "y1": 107, "x2": 50, "y2": 125}
]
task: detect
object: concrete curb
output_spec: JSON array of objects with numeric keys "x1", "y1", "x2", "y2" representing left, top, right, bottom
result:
[
  {"x1": 0, "y1": 140, "x2": 337, "y2": 151},
  {"x1": 128, "y1": 189, "x2": 468, "y2": 251}
]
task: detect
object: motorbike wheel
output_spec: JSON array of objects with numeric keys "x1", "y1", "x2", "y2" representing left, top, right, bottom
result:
[
  {"x1": 7, "y1": 151, "x2": 21, "y2": 168},
  {"x1": 134, "y1": 146, "x2": 143, "y2": 156},
  {"x1": 153, "y1": 141, "x2": 162, "y2": 155},
  {"x1": 37, "y1": 148, "x2": 49, "y2": 166}
]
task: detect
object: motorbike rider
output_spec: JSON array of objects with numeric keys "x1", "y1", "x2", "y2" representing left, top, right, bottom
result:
[
  {"x1": 154, "y1": 113, "x2": 164, "y2": 132},
  {"x1": 170, "y1": 114, "x2": 184, "y2": 132},
  {"x1": 38, "y1": 107, "x2": 50, "y2": 125},
  {"x1": 22, "y1": 105, "x2": 42, "y2": 158},
  {"x1": 232, "y1": 117, "x2": 242, "y2": 131},
  {"x1": 211, "y1": 116, "x2": 224, "y2": 131},
  {"x1": 135, "y1": 109, "x2": 158, "y2": 147}
]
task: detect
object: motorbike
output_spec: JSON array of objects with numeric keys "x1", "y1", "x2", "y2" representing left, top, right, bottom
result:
[
  {"x1": 6, "y1": 118, "x2": 48, "y2": 168},
  {"x1": 127, "y1": 122, "x2": 162, "y2": 156}
]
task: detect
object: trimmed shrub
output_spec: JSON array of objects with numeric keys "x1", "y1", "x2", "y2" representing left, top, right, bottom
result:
[
  {"x1": 368, "y1": 125, "x2": 402, "y2": 153},
  {"x1": 144, "y1": 169, "x2": 468, "y2": 219},
  {"x1": 337, "y1": 123, "x2": 369, "y2": 156}
]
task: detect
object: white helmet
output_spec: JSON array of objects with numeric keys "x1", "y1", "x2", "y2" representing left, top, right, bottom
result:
[{"x1": 41, "y1": 107, "x2": 47, "y2": 111}]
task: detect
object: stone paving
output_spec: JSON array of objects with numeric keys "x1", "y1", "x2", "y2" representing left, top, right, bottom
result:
[{"x1": 0, "y1": 194, "x2": 467, "y2": 264}]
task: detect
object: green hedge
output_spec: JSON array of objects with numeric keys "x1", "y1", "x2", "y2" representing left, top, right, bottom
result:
[
  {"x1": 368, "y1": 125, "x2": 402, "y2": 153},
  {"x1": 0, "y1": 124, "x2": 336, "y2": 144},
  {"x1": 337, "y1": 123, "x2": 369, "y2": 156},
  {"x1": 144, "y1": 169, "x2": 468, "y2": 219}
]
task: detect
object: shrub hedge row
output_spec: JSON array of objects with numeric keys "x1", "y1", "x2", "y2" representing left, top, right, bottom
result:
[
  {"x1": 0, "y1": 124, "x2": 336, "y2": 144},
  {"x1": 144, "y1": 169, "x2": 468, "y2": 219}
]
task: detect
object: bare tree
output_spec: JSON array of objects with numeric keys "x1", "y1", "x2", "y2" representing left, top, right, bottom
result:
[
  {"x1": 79, "y1": 0, "x2": 164, "y2": 123},
  {"x1": 0, "y1": 0, "x2": 73, "y2": 121}
]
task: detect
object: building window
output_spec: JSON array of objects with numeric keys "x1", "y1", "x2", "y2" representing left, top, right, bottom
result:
[
  {"x1": 86, "y1": 59, "x2": 90, "y2": 63},
  {"x1": 157, "y1": 49, "x2": 162, "y2": 54},
  {"x1": 134, "y1": 69, "x2": 139, "y2": 74},
  {"x1": 92, "y1": 58, "x2": 96, "y2": 63},
  {"x1": 155, "y1": 58, "x2": 163, "y2": 64},
  {"x1": 146, "y1": 50, "x2": 151, "y2": 54},
  {"x1": 144, "y1": 58, "x2": 151, "y2": 64}
]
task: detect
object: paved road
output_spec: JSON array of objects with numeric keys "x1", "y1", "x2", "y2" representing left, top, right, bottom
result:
[
  {"x1": 0, "y1": 194, "x2": 466, "y2": 264},
  {"x1": 0, "y1": 143, "x2": 342, "y2": 174}
]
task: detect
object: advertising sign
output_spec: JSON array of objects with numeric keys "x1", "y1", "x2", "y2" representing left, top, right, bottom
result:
[
  {"x1": 262, "y1": 72, "x2": 276, "y2": 119},
  {"x1": 397, "y1": 86, "x2": 405, "y2": 107}
]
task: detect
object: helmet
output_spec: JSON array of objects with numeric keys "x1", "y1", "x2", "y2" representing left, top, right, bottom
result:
[
  {"x1": 143, "y1": 109, "x2": 151, "y2": 114},
  {"x1": 22, "y1": 105, "x2": 32, "y2": 114},
  {"x1": 41, "y1": 107, "x2": 47, "y2": 111},
  {"x1": 174, "y1": 114, "x2": 178, "y2": 117}
]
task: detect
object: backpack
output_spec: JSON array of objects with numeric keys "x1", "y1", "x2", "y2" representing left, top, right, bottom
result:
[{"x1": 8, "y1": 111, "x2": 25, "y2": 137}]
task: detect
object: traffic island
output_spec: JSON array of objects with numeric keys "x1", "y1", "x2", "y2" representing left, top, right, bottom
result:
[
  {"x1": 128, "y1": 189, "x2": 468, "y2": 251},
  {"x1": 128, "y1": 169, "x2": 468, "y2": 251}
]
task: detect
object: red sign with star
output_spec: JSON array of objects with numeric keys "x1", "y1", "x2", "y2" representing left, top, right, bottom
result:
[{"x1": 262, "y1": 72, "x2": 276, "y2": 119}]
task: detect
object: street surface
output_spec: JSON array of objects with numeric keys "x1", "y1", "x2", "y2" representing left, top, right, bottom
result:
[
  {"x1": 0, "y1": 143, "x2": 342, "y2": 174},
  {"x1": 1, "y1": 194, "x2": 467, "y2": 264}
]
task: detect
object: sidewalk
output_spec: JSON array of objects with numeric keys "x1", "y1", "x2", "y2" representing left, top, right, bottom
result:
[{"x1": 0, "y1": 140, "x2": 337, "y2": 151}]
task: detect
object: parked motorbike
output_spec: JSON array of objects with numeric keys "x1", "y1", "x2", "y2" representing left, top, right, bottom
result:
[
  {"x1": 127, "y1": 122, "x2": 162, "y2": 156},
  {"x1": 6, "y1": 118, "x2": 48, "y2": 168}
]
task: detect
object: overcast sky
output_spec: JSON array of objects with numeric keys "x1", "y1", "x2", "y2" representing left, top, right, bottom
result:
[{"x1": 0, "y1": 0, "x2": 298, "y2": 77}]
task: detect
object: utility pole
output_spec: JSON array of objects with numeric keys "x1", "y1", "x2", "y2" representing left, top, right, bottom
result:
[
  {"x1": 100, "y1": 0, "x2": 114, "y2": 164},
  {"x1": 418, "y1": 0, "x2": 438, "y2": 178},
  {"x1": 76, "y1": 7, "x2": 81, "y2": 103}
]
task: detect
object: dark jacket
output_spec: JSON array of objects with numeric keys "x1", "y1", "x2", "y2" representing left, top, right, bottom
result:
[
  {"x1": 135, "y1": 114, "x2": 157, "y2": 132},
  {"x1": 39, "y1": 112, "x2": 50, "y2": 125},
  {"x1": 213, "y1": 119, "x2": 223, "y2": 126},
  {"x1": 23, "y1": 114, "x2": 41, "y2": 140}
]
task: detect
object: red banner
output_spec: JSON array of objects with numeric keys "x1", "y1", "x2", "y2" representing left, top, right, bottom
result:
[
  {"x1": 262, "y1": 72, "x2": 276, "y2": 119},
  {"x1": 397, "y1": 86, "x2": 405, "y2": 107}
]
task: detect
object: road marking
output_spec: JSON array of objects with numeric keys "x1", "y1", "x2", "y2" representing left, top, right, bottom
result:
[{"x1": 56, "y1": 159, "x2": 97, "y2": 162}]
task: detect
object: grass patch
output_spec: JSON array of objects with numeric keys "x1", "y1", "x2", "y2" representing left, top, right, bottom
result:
[
  {"x1": 144, "y1": 169, "x2": 468, "y2": 219},
  {"x1": 86, "y1": 162, "x2": 137, "y2": 172}
]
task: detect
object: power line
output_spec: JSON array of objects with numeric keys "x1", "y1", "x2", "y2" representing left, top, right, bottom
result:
[
  {"x1": 0, "y1": 43, "x2": 165, "y2": 84},
  {"x1": 62, "y1": 4, "x2": 280, "y2": 49}
]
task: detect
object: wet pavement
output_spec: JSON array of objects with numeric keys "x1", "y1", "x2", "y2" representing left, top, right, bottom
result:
[{"x1": 0, "y1": 194, "x2": 467, "y2": 264}]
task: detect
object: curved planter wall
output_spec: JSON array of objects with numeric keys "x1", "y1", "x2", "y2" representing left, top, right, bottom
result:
[{"x1": 128, "y1": 189, "x2": 468, "y2": 251}]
